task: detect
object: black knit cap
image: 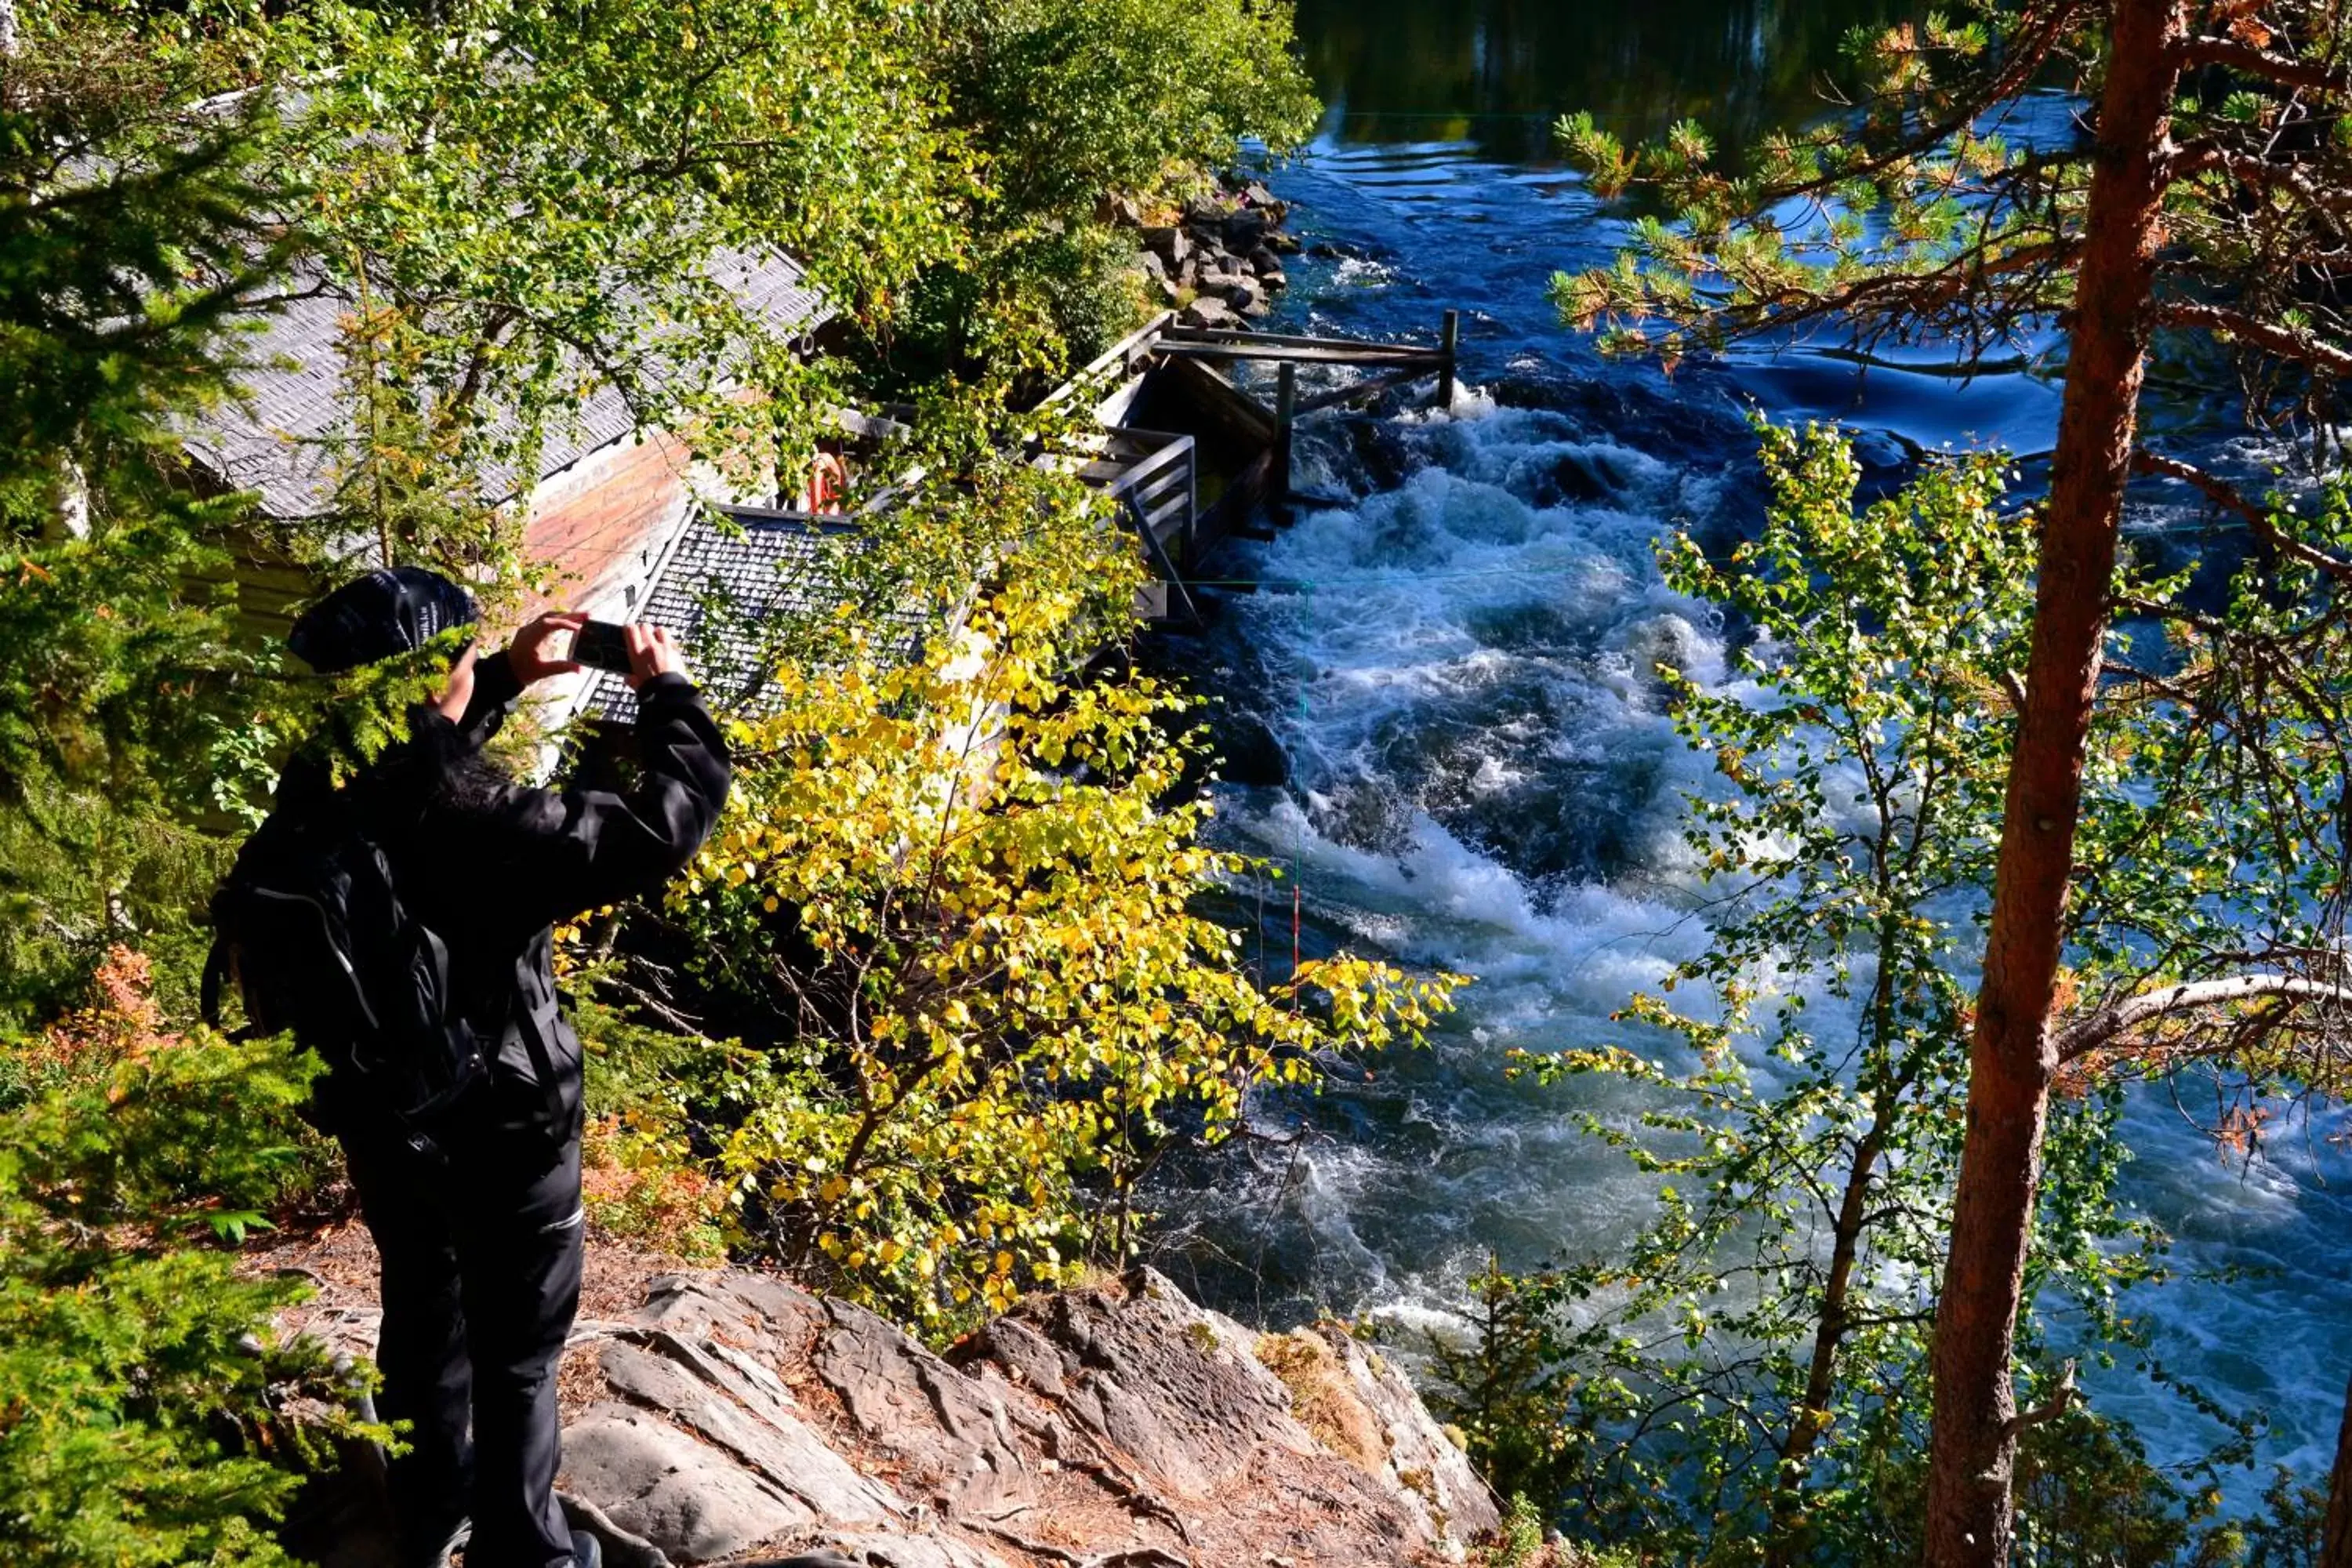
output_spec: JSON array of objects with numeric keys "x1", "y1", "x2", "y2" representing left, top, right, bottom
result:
[{"x1": 288, "y1": 567, "x2": 478, "y2": 675}]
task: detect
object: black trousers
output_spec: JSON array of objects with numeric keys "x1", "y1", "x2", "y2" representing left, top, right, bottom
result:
[{"x1": 344, "y1": 1126, "x2": 585, "y2": 1568}]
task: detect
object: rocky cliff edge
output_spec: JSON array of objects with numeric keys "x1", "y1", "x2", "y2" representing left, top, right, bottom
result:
[{"x1": 285, "y1": 1264, "x2": 1500, "y2": 1568}]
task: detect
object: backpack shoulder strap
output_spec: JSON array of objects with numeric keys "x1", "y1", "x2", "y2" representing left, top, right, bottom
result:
[
  {"x1": 200, "y1": 932, "x2": 230, "y2": 1029},
  {"x1": 199, "y1": 903, "x2": 268, "y2": 1042}
]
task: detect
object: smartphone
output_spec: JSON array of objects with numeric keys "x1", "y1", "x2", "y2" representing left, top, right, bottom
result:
[{"x1": 570, "y1": 619, "x2": 633, "y2": 674}]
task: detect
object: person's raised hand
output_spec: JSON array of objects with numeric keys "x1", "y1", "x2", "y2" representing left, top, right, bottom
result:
[
  {"x1": 625, "y1": 622, "x2": 688, "y2": 691},
  {"x1": 507, "y1": 611, "x2": 587, "y2": 685}
]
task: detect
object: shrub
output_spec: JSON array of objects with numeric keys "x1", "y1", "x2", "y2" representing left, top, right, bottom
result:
[
  {"x1": 0, "y1": 949, "x2": 377, "y2": 1567},
  {"x1": 672, "y1": 553, "x2": 1458, "y2": 1329}
]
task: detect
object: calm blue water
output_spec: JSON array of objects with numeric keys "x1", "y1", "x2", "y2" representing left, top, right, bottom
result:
[{"x1": 1146, "y1": 3, "x2": 2352, "y2": 1520}]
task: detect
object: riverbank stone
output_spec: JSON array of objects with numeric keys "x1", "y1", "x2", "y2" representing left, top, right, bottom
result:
[
  {"x1": 1141, "y1": 225, "x2": 1192, "y2": 267},
  {"x1": 1221, "y1": 210, "x2": 1269, "y2": 252},
  {"x1": 1178, "y1": 296, "x2": 1236, "y2": 329},
  {"x1": 1217, "y1": 713, "x2": 1289, "y2": 787}
]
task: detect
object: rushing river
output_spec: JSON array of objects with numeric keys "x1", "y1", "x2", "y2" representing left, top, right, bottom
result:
[{"x1": 1144, "y1": 0, "x2": 2352, "y2": 1519}]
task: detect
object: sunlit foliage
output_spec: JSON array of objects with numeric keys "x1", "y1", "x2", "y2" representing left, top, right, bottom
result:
[{"x1": 672, "y1": 531, "x2": 1457, "y2": 1326}]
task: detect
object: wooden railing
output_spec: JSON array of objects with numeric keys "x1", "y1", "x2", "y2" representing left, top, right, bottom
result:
[{"x1": 1107, "y1": 430, "x2": 1196, "y2": 557}]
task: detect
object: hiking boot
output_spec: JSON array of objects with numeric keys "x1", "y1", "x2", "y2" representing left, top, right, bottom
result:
[
  {"x1": 567, "y1": 1527, "x2": 604, "y2": 1568},
  {"x1": 406, "y1": 1514, "x2": 470, "y2": 1568}
]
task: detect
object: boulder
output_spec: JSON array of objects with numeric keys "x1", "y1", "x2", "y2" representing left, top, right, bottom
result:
[
  {"x1": 1222, "y1": 281, "x2": 1261, "y2": 314},
  {"x1": 1095, "y1": 191, "x2": 1144, "y2": 228},
  {"x1": 1221, "y1": 209, "x2": 1270, "y2": 252},
  {"x1": 1139, "y1": 225, "x2": 1191, "y2": 267},
  {"x1": 1181, "y1": 192, "x2": 1228, "y2": 227},
  {"x1": 1247, "y1": 245, "x2": 1283, "y2": 277},
  {"x1": 1134, "y1": 249, "x2": 1167, "y2": 282},
  {"x1": 1267, "y1": 230, "x2": 1303, "y2": 255},
  {"x1": 563, "y1": 1405, "x2": 815, "y2": 1563},
  {"x1": 1217, "y1": 713, "x2": 1290, "y2": 788},
  {"x1": 1179, "y1": 295, "x2": 1236, "y2": 330}
]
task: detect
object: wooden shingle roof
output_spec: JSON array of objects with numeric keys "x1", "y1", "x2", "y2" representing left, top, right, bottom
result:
[
  {"x1": 583, "y1": 505, "x2": 935, "y2": 724},
  {"x1": 183, "y1": 250, "x2": 829, "y2": 519}
]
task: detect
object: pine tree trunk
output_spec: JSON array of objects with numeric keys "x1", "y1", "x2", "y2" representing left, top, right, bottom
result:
[
  {"x1": 2325, "y1": 1368, "x2": 2352, "y2": 1566},
  {"x1": 1919, "y1": 3, "x2": 2184, "y2": 1564}
]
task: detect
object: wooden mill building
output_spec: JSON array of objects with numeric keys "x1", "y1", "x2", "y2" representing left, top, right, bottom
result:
[
  {"x1": 184, "y1": 258, "x2": 1455, "y2": 727},
  {"x1": 177, "y1": 249, "x2": 831, "y2": 706}
]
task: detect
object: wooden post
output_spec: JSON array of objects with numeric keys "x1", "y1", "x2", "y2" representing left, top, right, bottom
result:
[
  {"x1": 1274, "y1": 361, "x2": 1297, "y2": 525},
  {"x1": 1439, "y1": 309, "x2": 1460, "y2": 410},
  {"x1": 1183, "y1": 442, "x2": 1198, "y2": 567}
]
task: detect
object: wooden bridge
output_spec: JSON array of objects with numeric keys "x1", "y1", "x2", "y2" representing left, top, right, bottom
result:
[{"x1": 1046, "y1": 310, "x2": 1461, "y2": 624}]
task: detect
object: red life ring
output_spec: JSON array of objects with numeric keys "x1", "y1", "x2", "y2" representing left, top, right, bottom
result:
[{"x1": 804, "y1": 452, "x2": 848, "y2": 514}]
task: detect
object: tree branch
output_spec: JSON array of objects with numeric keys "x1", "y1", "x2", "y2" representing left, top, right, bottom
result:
[
  {"x1": 2168, "y1": 143, "x2": 2352, "y2": 216},
  {"x1": 2158, "y1": 299, "x2": 2352, "y2": 376},
  {"x1": 2002, "y1": 1360, "x2": 2076, "y2": 1439},
  {"x1": 2056, "y1": 974, "x2": 2352, "y2": 1062},
  {"x1": 1755, "y1": 2, "x2": 2093, "y2": 207},
  {"x1": 2178, "y1": 34, "x2": 2352, "y2": 94},
  {"x1": 2130, "y1": 448, "x2": 2352, "y2": 579}
]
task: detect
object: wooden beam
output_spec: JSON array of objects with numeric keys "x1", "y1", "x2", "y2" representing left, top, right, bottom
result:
[
  {"x1": 1124, "y1": 492, "x2": 1200, "y2": 626},
  {"x1": 1165, "y1": 356, "x2": 1279, "y2": 443},
  {"x1": 1182, "y1": 434, "x2": 1197, "y2": 565},
  {"x1": 1439, "y1": 309, "x2": 1460, "y2": 409},
  {"x1": 1292, "y1": 364, "x2": 1433, "y2": 417},
  {"x1": 1162, "y1": 325, "x2": 1437, "y2": 355},
  {"x1": 1275, "y1": 362, "x2": 1297, "y2": 524},
  {"x1": 1152, "y1": 340, "x2": 1446, "y2": 368},
  {"x1": 1046, "y1": 311, "x2": 1178, "y2": 405}
]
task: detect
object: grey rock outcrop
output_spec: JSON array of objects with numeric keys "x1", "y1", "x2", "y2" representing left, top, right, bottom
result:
[
  {"x1": 551, "y1": 1267, "x2": 1497, "y2": 1566},
  {"x1": 1140, "y1": 226, "x2": 1192, "y2": 268},
  {"x1": 1178, "y1": 296, "x2": 1236, "y2": 330},
  {"x1": 292, "y1": 1268, "x2": 1495, "y2": 1568}
]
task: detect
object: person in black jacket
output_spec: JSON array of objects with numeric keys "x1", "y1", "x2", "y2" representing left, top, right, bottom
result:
[{"x1": 281, "y1": 568, "x2": 731, "y2": 1568}]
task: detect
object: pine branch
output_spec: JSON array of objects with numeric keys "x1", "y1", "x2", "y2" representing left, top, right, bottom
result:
[
  {"x1": 1632, "y1": 238, "x2": 2078, "y2": 358},
  {"x1": 2129, "y1": 448, "x2": 2352, "y2": 579},
  {"x1": 2178, "y1": 32, "x2": 2352, "y2": 93},
  {"x1": 2168, "y1": 142, "x2": 2352, "y2": 214},
  {"x1": 1755, "y1": 1, "x2": 2096, "y2": 208},
  {"x1": 2158, "y1": 298, "x2": 2352, "y2": 375}
]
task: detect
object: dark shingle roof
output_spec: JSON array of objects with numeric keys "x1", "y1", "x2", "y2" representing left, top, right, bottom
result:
[
  {"x1": 184, "y1": 250, "x2": 829, "y2": 519},
  {"x1": 583, "y1": 506, "x2": 935, "y2": 723}
]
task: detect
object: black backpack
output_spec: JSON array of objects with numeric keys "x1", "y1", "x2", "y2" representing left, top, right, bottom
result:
[{"x1": 201, "y1": 787, "x2": 485, "y2": 1134}]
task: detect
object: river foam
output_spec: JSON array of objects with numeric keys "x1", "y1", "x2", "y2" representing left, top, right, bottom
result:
[
  {"x1": 1142, "y1": 129, "x2": 2352, "y2": 1515},
  {"x1": 1156, "y1": 386, "x2": 2352, "y2": 1512}
]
